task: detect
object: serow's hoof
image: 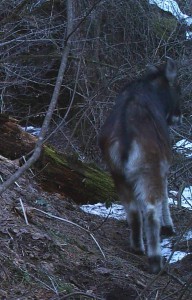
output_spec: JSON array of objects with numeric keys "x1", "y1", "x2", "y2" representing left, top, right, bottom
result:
[
  {"x1": 148, "y1": 256, "x2": 162, "y2": 274},
  {"x1": 161, "y1": 225, "x2": 176, "y2": 237}
]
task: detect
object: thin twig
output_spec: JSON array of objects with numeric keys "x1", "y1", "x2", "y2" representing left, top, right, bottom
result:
[
  {"x1": 14, "y1": 181, "x2": 21, "y2": 188},
  {"x1": 65, "y1": 0, "x2": 103, "y2": 44},
  {"x1": 176, "y1": 275, "x2": 192, "y2": 300},
  {"x1": 59, "y1": 291, "x2": 100, "y2": 299},
  {"x1": 48, "y1": 275, "x2": 59, "y2": 295},
  {"x1": 90, "y1": 206, "x2": 112, "y2": 232},
  {"x1": 22, "y1": 155, "x2": 35, "y2": 176},
  {"x1": 31, "y1": 207, "x2": 106, "y2": 260},
  {"x1": 166, "y1": 272, "x2": 185, "y2": 286},
  {"x1": 19, "y1": 198, "x2": 29, "y2": 225},
  {"x1": 27, "y1": 271, "x2": 57, "y2": 293},
  {"x1": 154, "y1": 290, "x2": 159, "y2": 300}
]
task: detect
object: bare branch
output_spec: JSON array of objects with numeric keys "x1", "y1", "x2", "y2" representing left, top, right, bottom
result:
[{"x1": 0, "y1": 0, "x2": 74, "y2": 195}]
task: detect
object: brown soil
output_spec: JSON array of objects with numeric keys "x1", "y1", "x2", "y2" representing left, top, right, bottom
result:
[{"x1": 0, "y1": 157, "x2": 191, "y2": 300}]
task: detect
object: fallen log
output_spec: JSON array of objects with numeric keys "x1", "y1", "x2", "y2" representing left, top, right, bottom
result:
[
  {"x1": 37, "y1": 146, "x2": 116, "y2": 204},
  {"x1": 0, "y1": 114, "x2": 37, "y2": 159},
  {"x1": 0, "y1": 114, "x2": 117, "y2": 204}
]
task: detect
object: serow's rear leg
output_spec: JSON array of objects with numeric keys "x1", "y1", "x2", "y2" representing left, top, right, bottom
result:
[
  {"x1": 144, "y1": 204, "x2": 162, "y2": 274},
  {"x1": 123, "y1": 201, "x2": 145, "y2": 255},
  {"x1": 161, "y1": 196, "x2": 175, "y2": 236}
]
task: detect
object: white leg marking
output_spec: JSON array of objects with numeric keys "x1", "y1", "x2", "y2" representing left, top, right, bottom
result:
[
  {"x1": 109, "y1": 140, "x2": 121, "y2": 169},
  {"x1": 124, "y1": 140, "x2": 143, "y2": 178},
  {"x1": 160, "y1": 162, "x2": 174, "y2": 228},
  {"x1": 144, "y1": 203, "x2": 162, "y2": 258},
  {"x1": 162, "y1": 196, "x2": 174, "y2": 227}
]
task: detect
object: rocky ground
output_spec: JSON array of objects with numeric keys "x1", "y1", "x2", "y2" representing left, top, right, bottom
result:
[{"x1": 0, "y1": 156, "x2": 191, "y2": 300}]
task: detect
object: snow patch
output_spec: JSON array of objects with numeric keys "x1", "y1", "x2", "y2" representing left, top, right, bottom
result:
[
  {"x1": 174, "y1": 139, "x2": 192, "y2": 158},
  {"x1": 81, "y1": 190, "x2": 192, "y2": 264},
  {"x1": 22, "y1": 126, "x2": 41, "y2": 136},
  {"x1": 149, "y1": 0, "x2": 192, "y2": 39},
  {"x1": 81, "y1": 202, "x2": 126, "y2": 220},
  {"x1": 161, "y1": 237, "x2": 188, "y2": 263}
]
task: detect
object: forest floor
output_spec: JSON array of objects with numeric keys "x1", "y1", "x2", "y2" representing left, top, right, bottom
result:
[{"x1": 0, "y1": 156, "x2": 191, "y2": 300}]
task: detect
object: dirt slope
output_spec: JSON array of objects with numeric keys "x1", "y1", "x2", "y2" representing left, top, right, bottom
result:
[{"x1": 0, "y1": 156, "x2": 191, "y2": 300}]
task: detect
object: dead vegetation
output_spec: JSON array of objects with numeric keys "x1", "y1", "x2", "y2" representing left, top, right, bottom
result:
[
  {"x1": 0, "y1": 1, "x2": 192, "y2": 299},
  {"x1": 0, "y1": 156, "x2": 191, "y2": 299}
]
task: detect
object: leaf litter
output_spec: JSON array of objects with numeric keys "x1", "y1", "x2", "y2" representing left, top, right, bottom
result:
[{"x1": 0, "y1": 157, "x2": 191, "y2": 300}]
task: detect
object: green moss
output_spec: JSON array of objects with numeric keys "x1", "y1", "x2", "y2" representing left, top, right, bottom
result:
[
  {"x1": 84, "y1": 165, "x2": 116, "y2": 201},
  {"x1": 39, "y1": 145, "x2": 117, "y2": 204},
  {"x1": 152, "y1": 16, "x2": 178, "y2": 40},
  {"x1": 43, "y1": 146, "x2": 68, "y2": 166}
]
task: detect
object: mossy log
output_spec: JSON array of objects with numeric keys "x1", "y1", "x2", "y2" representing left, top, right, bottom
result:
[
  {"x1": 0, "y1": 114, "x2": 117, "y2": 204},
  {"x1": 37, "y1": 146, "x2": 117, "y2": 204}
]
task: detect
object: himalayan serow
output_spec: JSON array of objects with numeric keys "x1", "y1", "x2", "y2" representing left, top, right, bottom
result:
[{"x1": 99, "y1": 58, "x2": 182, "y2": 274}]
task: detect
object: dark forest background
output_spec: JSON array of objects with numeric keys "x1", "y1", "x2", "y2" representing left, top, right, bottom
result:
[{"x1": 0, "y1": 0, "x2": 191, "y2": 187}]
